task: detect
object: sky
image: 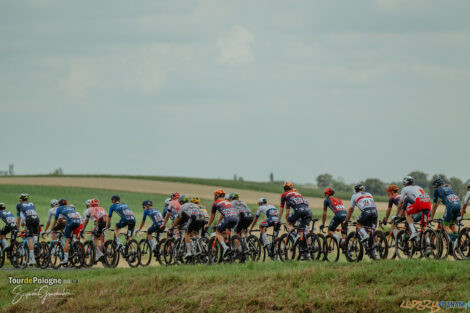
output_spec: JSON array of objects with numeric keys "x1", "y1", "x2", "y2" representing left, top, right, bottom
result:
[{"x1": 1, "y1": 0, "x2": 469, "y2": 184}]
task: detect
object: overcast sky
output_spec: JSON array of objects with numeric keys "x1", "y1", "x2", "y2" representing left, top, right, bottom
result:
[{"x1": 1, "y1": 0, "x2": 469, "y2": 184}]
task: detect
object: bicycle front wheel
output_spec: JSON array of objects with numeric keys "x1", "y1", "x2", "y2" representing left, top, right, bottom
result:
[{"x1": 324, "y1": 235, "x2": 340, "y2": 262}]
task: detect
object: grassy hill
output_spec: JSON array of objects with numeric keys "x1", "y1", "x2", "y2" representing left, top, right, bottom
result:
[{"x1": 1, "y1": 260, "x2": 469, "y2": 312}]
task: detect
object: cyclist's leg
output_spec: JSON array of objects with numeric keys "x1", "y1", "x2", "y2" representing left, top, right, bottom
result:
[{"x1": 259, "y1": 220, "x2": 270, "y2": 247}]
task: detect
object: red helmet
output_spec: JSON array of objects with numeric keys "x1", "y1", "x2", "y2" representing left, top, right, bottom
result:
[
  {"x1": 324, "y1": 188, "x2": 335, "y2": 196},
  {"x1": 170, "y1": 192, "x2": 180, "y2": 199},
  {"x1": 283, "y1": 182, "x2": 294, "y2": 191},
  {"x1": 91, "y1": 198, "x2": 99, "y2": 207},
  {"x1": 386, "y1": 185, "x2": 399, "y2": 193},
  {"x1": 214, "y1": 189, "x2": 225, "y2": 198}
]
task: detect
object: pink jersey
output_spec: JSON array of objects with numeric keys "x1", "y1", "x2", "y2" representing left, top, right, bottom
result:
[{"x1": 85, "y1": 206, "x2": 108, "y2": 222}]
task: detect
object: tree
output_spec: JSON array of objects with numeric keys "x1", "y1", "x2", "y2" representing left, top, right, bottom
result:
[
  {"x1": 363, "y1": 178, "x2": 386, "y2": 196},
  {"x1": 407, "y1": 171, "x2": 429, "y2": 189},
  {"x1": 316, "y1": 173, "x2": 334, "y2": 189},
  {"x1": 50, "y1": 168, "x2": 63, "y2": 176},
  {"x1": 449, "y1": 177, "x2": 465, "y2": 198}
]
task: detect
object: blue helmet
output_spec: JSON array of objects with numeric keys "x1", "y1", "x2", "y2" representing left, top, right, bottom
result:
[
  {"x1": 142, "y1": 200, "x2": 153, "y2": 208},
  {"x1": 111, "y1": 195, "x2": 120, "y2": 202}
]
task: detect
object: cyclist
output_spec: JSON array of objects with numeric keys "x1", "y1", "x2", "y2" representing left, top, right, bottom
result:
[
  {"x1": 106, "y1": 195, "x2": 136, "y2": 249},
  {"x1": 173, "y1": 195, "x2": 206, "y2": 258},
  {"x1": 249, "y1": 198, "x2": 280, "y2": 256},
  {"x1": 136, "y1": 200, "x2": 164, "y2": 253},
  {"x1": 51, "y1": 198, "x2": 82, "y2": 265},
  {"x1": 430, "y1": 178, "x2": 462, "y2": 248},
  {"x1": 81, "y1": 198, "x2": 108, "y2": 261},
  {"x1": 205, "y1": 189, "x2": 239, "y2": 257},
  {"x1": 277, "y1": 182, "x2": 312, "y2": 258},
  {"x1": 229, "y1": 192, "x2": 254, "y2": 239},
  {"x1": 0, "y1": 203, "x2": 18, "y2": 250},
  {"x1": 320, "y1": 188, "x2": 347, "y2": 245},
  {"x1": 16, "y1": 193, "x2": 40, "y2": 265},
  {"x1": 396, "y1": 176, "x2": 431, "y2": 240},
  {"x1": 344, "y1": 184, "x2": 378, "y2": 245},
  {"x1": 383, "y1": 185, "x2": 402, "y2": 224},
  {"x1": 191, "y1": 196, "x2": 209, "y2": 225},
  {"x1": 461, "y1": 182, "x2": 470, "y2": 216},
  {"x1": 162, "y1": 193, "x2": 180, "y2": 229},
  {"x1": 162, "y1": 198, "x2": 171, "y2": 219},
  {"x1": 43, "y1": 199, "x2": 66, "y2": 242}
]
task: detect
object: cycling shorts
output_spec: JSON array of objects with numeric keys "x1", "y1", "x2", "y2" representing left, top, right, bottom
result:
[
  {"x1": 64, "y1": 221, "x2": 81, "y2": 239},
  {"x1": 147, "y1": 222, "x2": 163, "y2": 235},
  {"x1": 443, "y1": 204, "x2": 461, "y2": 225},
  {"x1": 25, "y1": 215, "x2": 40, "y2": 238},
  {"x1": 260, "y1": 216, "x2": 278, "y2": 228},
  {"x1": 405, "y1": 198, "x2": 431, "y2": 215},
  {"x1": 357, "y1": 208, "x2": 378, "y2": 228},
  {"x1": 0, "y1": 224, "x2": 17, "y2": 236},
  {"x1": 287, "y1": 208, "x2": 312, "y2": 231},
  {"x1": 116, "y1": 218, "x2": 136, "y2": 235},
  {"x1": 216, "y1": 216, "x2": 239, "y2": 233},
  {"x1": 328, "y1": 210, "x2": 347, "y2": 234},
  {"x1": 235, "y1": 215, "x2": 254, "y2": 234}
]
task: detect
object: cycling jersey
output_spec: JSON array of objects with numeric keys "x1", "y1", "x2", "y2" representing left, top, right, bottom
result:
[
  {"x1": 230, "y1": 200, "x2": 251, "y2": 214},
  {"x1": 16, "y1": 202, "x2": 38, "y2": 218},
  {"x1": 464, "y1": 191, "x2": 470, "y2": 205},
  {"x1": 323, "y1": 197, "x2": 346, "y2": 214},
  {"x1": 47, "y1": 207, "x2": 64, "y2": 223},
  {"x1": 179, "y1": 203, "x2": 205, "y2": 219},
  {"x1": 55, "y1": 206, "x2": 82, "y2": 224},
  {"x1": 84, "y1": 206, "x2": 108, "y2": 223},
  {"x1": 280, "y1": 191, "x2": 310, "y2": 211},
  {"x1": 433, "y1": 185, "x2": 461, "y2": 207},
  {"x1": 143, "y1": 208, "x2": 164, "y2": 225},
  {"x1": 388, "y1": 194, "x2": 401, "y2": 209},
  {"x1": 0, "y1": 210, "x2": 17, "y2": 226},
  {"x1": 167, "y1": 200, "x2": 180, "y2": 221},
  {"x1": 350, "y1": 192, "x2": 377, "y2": 212},
  {"x1": 199, "y1": 206, "x2": 209, "y2": 221},
  {"x1": 211, "y1": 199, "x2": 238, "y2": 218},
  {"x1": 401, "y1": 186, "x2": 428, "y2": 204},
  {"x1": 256, "y1": 204, "x2": 278, "y2": 219},
  {"x1": 108, "y1": 203, "x2": 135, "y2": 221}
]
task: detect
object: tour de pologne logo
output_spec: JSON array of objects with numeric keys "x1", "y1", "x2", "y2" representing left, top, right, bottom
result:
[{"x1": 8, "y1": 276, "x2": 75, "y2": 304}]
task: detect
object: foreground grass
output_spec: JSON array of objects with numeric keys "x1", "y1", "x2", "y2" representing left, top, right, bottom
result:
[{"x1": 0, "y1": 260, "x2": 468, "y2": 312}]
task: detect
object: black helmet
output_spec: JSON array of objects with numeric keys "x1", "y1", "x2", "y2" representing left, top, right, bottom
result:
[
  {"x1": 58, "y1": 198, "x2": 68, "y2": 206},
  {"x1": 402, "y1": 176, "x2": 414, "y2": 186},
  {"x1": 111, "y1": 195, "x2": 120, "y2": 202},
  {"x1": 354, "y1": 183, "x2": 365, "y2": 192},
  {"x1": 0, "y1": 203, "x2": 5, "y2": 210},
  {"x1": 432, "y1": 178, "x2": 444, "y2": 187},
  {"x1": 142, "y1": 200, "x2": 153, "y2": 208}
]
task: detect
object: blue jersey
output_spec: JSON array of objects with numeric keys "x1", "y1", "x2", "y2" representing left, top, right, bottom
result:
[
  {"x1": 0, "y1": 210, "x2": 17, "y2": 226},
  {"x1": 433, "y1": 185, "x2": 461, "y2": 208},
  {"x1": 143, "y1": 208, "x2": 164, "y2": 225},
  {"x1": 16, "y1": 202, "x2": 38, "y2": 218},
  {"x1": 55, "y1": 206, "x2": 82, "y2": 223},
  {"x1": 109, "y1": 203, "x2": 135, "y2": 220}
]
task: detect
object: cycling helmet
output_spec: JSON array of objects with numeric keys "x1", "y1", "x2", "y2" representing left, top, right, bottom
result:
[
  {"x1": 432, "y1": 178, "x2": 444, "y2": 187},
  {"x1": 283, "y1": 182, "x2": 294, "y2": 191},
  {"x1": 0, "y1": 203, "x2": 5, "y2": 210},
  {"x1": 20, "y1": 193, "x2": 29, "y2": 201},
  {"x1": 386, "y1": 185, "x2": 399, "y2": 193},
  {"x1": 111, "y1": 195, "x2": 120, "y2": 202},
  {"x1": 354, "y1": 183, "x2": 365, "y2": 192},
  {"x1": 323, "y1": 188, "x2": 335, "y2": 196},
  {"x1": 258, "y1": 197, "x2": 267, "y2": 205},
  {"x1": 164, "y1": 198, "x2": 171, "y2": 205},
  {"x1": 91, "y1": 198, "x2": 99, "y2": 207},
  {"x1": 214, "y1": 189, "x2": 225, "y2": 198},
  {"x1": 179, "y1": 194, "x2": 189, "y2": 204},
  {"x1": 191, "y1": 196, "x2": 200, "y2": 204},
  {"x1": 229, "y1": 192, "x2": 239, "y2": 200},
  {"x1": 402, "y1": 176, "x2": 414, "y2": 186},
  {"x1": 467, "y1": 182, "x2": 470, "y2": 188},
  {"x1": 170, "y1": 192, "x2": 180, "y2": 199},
  {"x1": 50, "y1": 199, "x2": 59, "y2": 207},
  {"x1": 58, "y1": 198, "x2": 68, "y2": 206},
  {"x1": 85, "y1": 199, "x2": 92, "y2": 207},
  {"x1": 142, "y1": 200, "x2": 153, "y2": 208}
]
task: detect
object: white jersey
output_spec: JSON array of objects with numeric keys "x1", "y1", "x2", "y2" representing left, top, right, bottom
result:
[
  {"x1": 256, "y1": 204, "x2": 278, "y2": 218},
  {"x1": 401, "y1": 185, "x2": 426, "y2": 203},
  {"x1": 47, "y1": 206, "x2": 65, "y2": 222},
  {"x1": 350, "y1": 192, "x2": 377, "y2": 211}
]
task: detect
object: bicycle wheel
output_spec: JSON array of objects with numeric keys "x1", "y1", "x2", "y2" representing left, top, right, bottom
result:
[
  {"x1": 324, "y1": 235, "x2": 340, "y2": 262},
  {"x1": 0, "y1": 247, "x2": 4, "y2": 268},
  {"x1": 38, "y1": 242, "x2": 50, "y2": 269},
  {"x1": 420, "y1": 228, "x2": 440, "y2": 259},
  {"x1": 395, "y1": 230, "x2": 412, "y2": 259},
  {"x1": 104, "y1": 240, "x2": 119, "y2": 268},
  {"x1": 83, "y1": 241, "x2": 95, "y2": 268},
  {"x1": 277, "y1": 234, "x2": 294, "y2": 262},
  {"x1": 71, "y1": 241, "x2": 85, "y2": 268},
  {"x1": 163, "y1": 238, "x2": 176, "y2": 265},
  {"x1": 344, "y1": 232, "x2": 363, "y2": 262},
  {"x1": 456, "y1": 228, "x2": 470, "y2": 260},
  {"x1": 8, "y1": 241, "x2": 19, "y2": 268},
  {"x1": 50, "y1": 242, "x2": 63, "y2": 269},
  {"x1": 125, "y1": 239, "x2": 140, "y2": 268},
  {"x1": 307, "y1": 233, "x2": 323, "y2": 261},
  {"x1": 227, "y1": 235, "x2": 242, "y2": 263},
  {"x1": 139, "y1": 239, "x2": 152, "y2": 267},
  {"x1": 373, "y1": 231, "x2": 388, "y2": 260},
  {"x1": 245, "y1": 235, "x2": 261, "y2": 261},
  {"x1": 384, "y1": 231, "x2": 398, "y2": 259},
  {"x1": 198, "y1": 237, "x2": 210, "y2": 265},
  {"x1": 436, "y1": 229, "x2": 450, "y2": 260},
  {"x1": 207, "y1": 237, "x2": 220, "y2": 264}
]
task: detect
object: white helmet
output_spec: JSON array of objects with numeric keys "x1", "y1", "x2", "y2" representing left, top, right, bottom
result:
[
  {"x1": 50, "y1": 199, "x2": 59, "y2": 207},
  {"x1": 258, "y1": 197, "x2": 267, "y2": 205},
  {"x1": 85, "y1": 199, "x2": 92, "y2": 207},
  {"x1": 164, "y1": 198, "x2": 171, "y2": 205}
]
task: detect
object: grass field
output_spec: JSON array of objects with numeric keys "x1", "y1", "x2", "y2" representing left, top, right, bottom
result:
[{"x1": 1, "y1": 260, "x2": 469, "y2": 312}]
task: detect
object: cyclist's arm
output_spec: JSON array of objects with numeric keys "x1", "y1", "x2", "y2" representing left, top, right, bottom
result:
[
  {"x1": 345, "y1": 207, "x2": 354, "y2": 223},
  {"x1": 430, "y1": 202, "x2": 439, "y2": 220},
  {"x1": 82, "y1": 217, "x2": 90, "y2": 232},
  {"x1": 321, "y1": 209, "x2": 327, "y2": 227},
  {"x1": 162, "y1": 209, "x2": 171, "y2": 227},
  {"x1": 106, "y1": 206, "x2": 113, "y2": 229},
  {"x1": 249, "y1": 216, "x2": 259, "y2": 232},
  {"x1": 284, "y1": 208, "x2": 290, "y2": 225},
  {"x1": 207, "y1": 211, "x2": 216, "y2": 227},
  {"x1": 173, "y1": 216, "x2": 180, "y2": 228}
]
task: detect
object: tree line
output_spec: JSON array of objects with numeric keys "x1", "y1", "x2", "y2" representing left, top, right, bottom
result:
[{"x1": 316, "y1": 171, "x2": 469, "y2": 198}]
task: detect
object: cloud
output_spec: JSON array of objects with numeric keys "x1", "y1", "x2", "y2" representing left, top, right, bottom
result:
[{"x1": 217, "y1": 25, "x2": 255, "y2": 66}]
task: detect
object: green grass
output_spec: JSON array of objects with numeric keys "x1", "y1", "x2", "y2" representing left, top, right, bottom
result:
[
  {"x1": 0, "y1": 260, "x2": 468, "y2": 312},
  {"x1": 19, "y1": 174, "x2": 389, "y2": 202}
]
